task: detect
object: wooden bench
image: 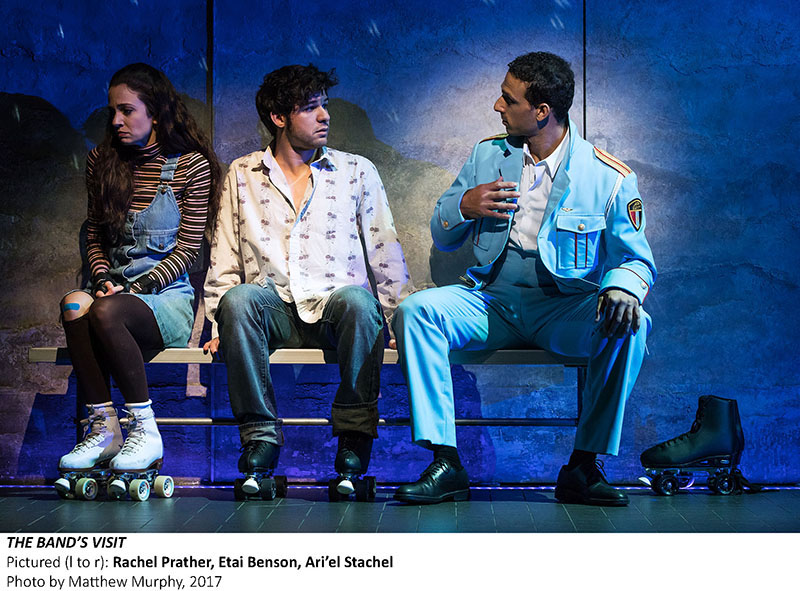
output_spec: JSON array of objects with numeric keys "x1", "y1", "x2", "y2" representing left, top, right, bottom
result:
[
  {"x1": 30, "y1": 346, "x2": 586, "y2": 483},
  {"x1": 28, "y1": 347, "x2": 586, "y2": 428}
]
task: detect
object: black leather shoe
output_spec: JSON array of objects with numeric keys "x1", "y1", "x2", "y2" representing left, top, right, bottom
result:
[
  {"x1": 238, "y1": 440, "x2": 280, "y2": 472},
  {"x1": 555, "y1": 460, "x2": 629, "y2": 506},
  {"x1": 393, "y1": 458, "x2": 470, "y2": 504}
]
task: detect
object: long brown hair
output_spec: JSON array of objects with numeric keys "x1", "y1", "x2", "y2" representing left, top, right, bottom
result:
[{"x1": 89, "y1": 63, "x2": 221, "y2": 244}]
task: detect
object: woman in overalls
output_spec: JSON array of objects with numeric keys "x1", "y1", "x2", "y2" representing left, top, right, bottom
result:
[{"x1": 55, "y1": 63, "x2": 220, "y2": 495}]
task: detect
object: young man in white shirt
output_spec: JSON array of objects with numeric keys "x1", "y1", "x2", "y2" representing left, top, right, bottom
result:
[{"x1": 204, "y1": 64, "x2": 413, "y2": 496}]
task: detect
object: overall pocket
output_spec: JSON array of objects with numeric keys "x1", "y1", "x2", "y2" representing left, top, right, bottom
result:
[
  {"x1": 555, "y1": 214, "x2": 605, "y2": 271},
  {"x1": 144, "y1": 229, "x2": 178, "y2": 254}
]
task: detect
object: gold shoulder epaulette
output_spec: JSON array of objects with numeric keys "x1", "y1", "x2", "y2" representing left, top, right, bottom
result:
[
  {"x1": 480, "y1": 133, "x2": 508, "y2": 143},
  {"x1": 594, "y1": 146, "x2": 632, "y2": 176}
]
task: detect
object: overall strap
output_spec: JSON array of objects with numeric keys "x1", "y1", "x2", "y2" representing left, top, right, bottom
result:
[{"x1": 159, "y1": 155, "x2": 181, "y2": 183}]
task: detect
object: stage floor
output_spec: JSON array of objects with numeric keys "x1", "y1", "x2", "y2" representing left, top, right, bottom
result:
[{"x1": 2, "y1": 485, "x2": 799, "y2": 533}]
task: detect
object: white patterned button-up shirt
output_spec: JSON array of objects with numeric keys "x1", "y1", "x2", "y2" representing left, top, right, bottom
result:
[{"x1": 204, "y1": 146, "x2": 413, "y2": 338}]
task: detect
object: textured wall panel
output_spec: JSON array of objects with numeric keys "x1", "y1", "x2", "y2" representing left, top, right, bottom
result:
[{"x1": 2, "y1": 0, "x2": 798, "y2": 486}]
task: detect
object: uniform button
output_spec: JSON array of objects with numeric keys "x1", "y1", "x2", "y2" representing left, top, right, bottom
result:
[
  {"x1": 641, "y1": 282, "x2": 647, "y2": 289},
  {"x1": 443, "y1": 221, "x2": 449, "y2": 228},
  {"x1": 578, "y1": 223, "x2": 585, "y2": 231},
  {"x1": 159, "y1": 243, "x2": 165, "y2": 249}
]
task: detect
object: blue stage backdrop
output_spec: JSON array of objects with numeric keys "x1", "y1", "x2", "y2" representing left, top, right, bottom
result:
[{"x1": 1, "y1": 0, "x2": 798, "y2": 485}]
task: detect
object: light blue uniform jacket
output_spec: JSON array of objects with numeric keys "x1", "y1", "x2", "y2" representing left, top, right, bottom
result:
[{"x1": 431, "y1": 120, "x2": 656, "y2": 303}]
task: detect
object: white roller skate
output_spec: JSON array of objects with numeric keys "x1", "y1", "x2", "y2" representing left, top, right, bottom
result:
[
  {"x1": 107, "y1": 401, "x2": 174, "y2": 501},
  {"x1": 55, "y1": 402, "x2": 123, "y2": 500}
]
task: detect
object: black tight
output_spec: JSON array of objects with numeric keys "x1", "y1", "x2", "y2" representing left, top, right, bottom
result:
[{"x1": 62, "y1": 294, "x2": 164, "y2": 404}]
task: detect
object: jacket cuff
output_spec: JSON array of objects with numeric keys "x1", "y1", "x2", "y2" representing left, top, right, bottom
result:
[
  {"x1": 436, "y1": 192, "x2": 468, "y2": 231},
  {"x1": 600, "y1": 267, "x2": 650, "y2": 304}
]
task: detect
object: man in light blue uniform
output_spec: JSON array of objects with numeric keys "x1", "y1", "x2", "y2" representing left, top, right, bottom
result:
[{"x1": 392, "y1": 52, "x2": 656, "y2": 506}]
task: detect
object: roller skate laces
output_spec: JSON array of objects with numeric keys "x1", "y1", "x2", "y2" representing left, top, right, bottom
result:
[
  {"x1": 117, "y1": 408, "x2": 147, "y2": 457},
  {"x1": 111, "y1": 406, "x2": 163, "y2": 471},
  {"x1": 59, "y1": 404, "x2": 122, "y2": 469},
  {"x1": 74, "y1": 410, "x2": 114, "y2": 452}
]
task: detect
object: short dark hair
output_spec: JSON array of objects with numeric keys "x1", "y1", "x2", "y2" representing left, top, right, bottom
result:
[
  {"x1": 507, "y1": 52, "x2": 574, "y2": 124},
  {"x1": 255, "y1": 64, "x2": 338, "y2": 134}
]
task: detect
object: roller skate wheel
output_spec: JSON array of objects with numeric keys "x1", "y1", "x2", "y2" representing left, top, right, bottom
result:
[
  {"x1": 259, "y1": 479, "x2": 277, "y2": 501},
  {"x1": 241, "y1": 477, "x2": 259, "y2": 495},
  {"x1": 107, "y1": 479, "x2": 127, "y2": 499},
  {"x1": 328, "y1": 480, "x2": 342, "y2": 502},
  {"x1": 233, "y1": 479, "x2": 246, "y2": 501},
  {"x1": 652, "y1": 474, "x2": 679, "y2": 496},
  {"x1": 714, "y1": 474, "x2": 734, "y2": 495},
  {"x1": 154, "y1": 475, "x2": 174, "y2": 498},
  {"x1": 54, "y1": 478, "x2": 72, "y2": 499},
  {"x1": 129, "y1": 478, "x2": 151, "y2": 501},
  {"x1": 336, "y1": 478, "x2": 355, "y2": 496},
  {"x1": 353, "y1": 477, "x2": 377, "y2": 502},
  {"x1": 274, "y1": 475, "x2": 288, "y2": 497},
  {"x1": 354, "y1": 479, "x2": 370, "y2": 502},
  {"x1": 75, "y1": 478, "x2": 98, "y2": 501}
]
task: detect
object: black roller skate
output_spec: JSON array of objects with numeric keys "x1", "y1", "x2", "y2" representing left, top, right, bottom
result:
[
  {"x1": 328, "y1": 432, "x2": 376, "y2": 502},
  {"x1": 640, "y1": 395, "x2": 757, "y2": 495},
  {"x1": 234, "y1": 440, "x2": 287, "y2": 501}
]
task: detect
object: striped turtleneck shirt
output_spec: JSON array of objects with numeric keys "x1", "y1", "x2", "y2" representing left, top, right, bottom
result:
[{"x1": 85, "y1": 142, "x2": 212, "y2": 290}]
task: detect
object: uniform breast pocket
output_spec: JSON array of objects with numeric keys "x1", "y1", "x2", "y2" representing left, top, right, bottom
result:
[
  {"x1": 555, "y1": 214, "x2": 605, "y2": 271},
  {"x1": 145, "y1": 229, "x2": 178, "y2": 253}
]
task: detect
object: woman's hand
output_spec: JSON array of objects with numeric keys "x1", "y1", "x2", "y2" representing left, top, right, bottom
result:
[
  {"x1": 95, "y1": 282, "x2": 124, "y2": 297},
  {"x1": 92, "y1": 273, "x2": 124, "y2": 298}
]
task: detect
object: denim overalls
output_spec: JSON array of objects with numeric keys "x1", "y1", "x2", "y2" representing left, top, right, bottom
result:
[{"x1": 106, "y1": 155, "x2": 194, "y2": 348}]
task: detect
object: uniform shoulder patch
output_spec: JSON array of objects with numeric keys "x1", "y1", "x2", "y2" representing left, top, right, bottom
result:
[
  {"x1": 479, "y1": 133, "x2": 508, "y2": 143},
  {"x1": 594, "y1": 147, "x2": 632, "y2": 176},
  {"x1": 627, "y1": 198, "x2": 643, "y2": 231}
]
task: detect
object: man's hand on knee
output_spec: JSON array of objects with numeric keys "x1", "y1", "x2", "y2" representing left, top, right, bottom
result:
[
  {"x1": 203, "y1": 337, "x2": 220, "y2": 355},
  {"x1": 596, "y1": 289, "x2": 641, "y2": 336}
]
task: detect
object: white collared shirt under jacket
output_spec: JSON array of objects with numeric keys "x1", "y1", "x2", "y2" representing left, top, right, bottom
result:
[
  {"x1": 509, "y1": 130, "x2": 570, "y2": 251},
  {"x1": 204, "y1": 146, "x2": 413, "y2": 338}
]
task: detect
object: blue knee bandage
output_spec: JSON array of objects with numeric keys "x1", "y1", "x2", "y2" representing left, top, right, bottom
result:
[{"x1": 62, "y1": 303, "x2": 81, "y2": 311}]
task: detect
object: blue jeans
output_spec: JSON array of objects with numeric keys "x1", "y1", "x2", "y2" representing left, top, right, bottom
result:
[{"x1": 216, "y1": 282, "x2": 384, "y2": 445}]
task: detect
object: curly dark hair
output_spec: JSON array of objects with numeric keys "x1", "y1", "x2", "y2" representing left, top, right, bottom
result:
[
  {"x1": 255, "y1": 64, "x2": 339, "y2": 135},
  {"x1": 507, "y1": 52, "x2": 574, "y2": 124},
  {"x1": 90, "y1": 63, "x2": 222, "y2": 243}
]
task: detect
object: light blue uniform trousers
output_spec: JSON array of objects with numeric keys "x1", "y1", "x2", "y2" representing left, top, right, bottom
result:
[{"x1": 393, "y1": 247, "x2": 651, "y2": 456}]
